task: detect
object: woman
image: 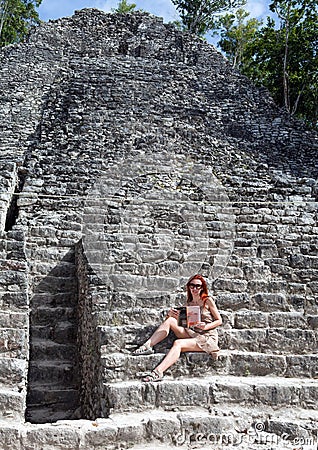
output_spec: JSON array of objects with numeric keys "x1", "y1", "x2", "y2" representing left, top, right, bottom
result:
[{"x1": 132, "y1": 274, "x2": 222, "y2": 382}]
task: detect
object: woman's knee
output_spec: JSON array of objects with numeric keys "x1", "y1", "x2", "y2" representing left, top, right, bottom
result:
[{"x1": 172, "y1": 339, "x2": 183, "y2": 349}]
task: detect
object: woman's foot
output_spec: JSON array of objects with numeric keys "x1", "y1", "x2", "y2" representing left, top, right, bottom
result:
[
  {"x1": 211, "y1": 350, "x2": 219, "y2": 361},
  {"x1": 142, "y1": 368, "x2": 163, "y2": 382},
  {"x1": 132, "y1": 343, "x2": 154, "y2": 356}
]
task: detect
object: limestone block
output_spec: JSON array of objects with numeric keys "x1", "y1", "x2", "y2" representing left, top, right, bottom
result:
[
  {"x1": 234, "y1": 311, "x2": 268, "y2": 329},
  {"x1": 217, "y1": 293, "x2": 251, "y2": 311},
  {"x1": 266, "y1": 419, "x2": 314, "y2": 441},
  {"x1": 0, "y1": 311, "x2": 28, "y2": 329},
  {"x1": 0, "y1": 328, "x2": 28, "y2": 358},
  {"x1": 0, "y1": 270, "x2": 27, "y2": 290},
  {"x1": 98, "y1": 324, "x2": 156, "y2": 353},
  {"x1": 307, "y1": 315, "x2": 318, "y2": 329},
  {"x1": 144, "y1": 411, "x2": 181, "y2": 443},
  {"x1": 114, "y1": 417, "x2": 145, "y2": 447},
  {"x1": 82, "y1": 420, "x2": 118, "y2": 448},
  {"x1": 0, "y1": 292, "x2": 29, "y2": 310},
  {"x1": 23, "y1": 425, "x2": 81, "y2": 450},
  {"x1": 97, "y1": 307, "x2": 164, "y2": 327},
  {"x1": 0, "y1": 357, "x2": 27, "y2": 386},
  {"x1": 285, "y1": 355, "x2": 317, "y2": 378},
  {"x1": 264, "y1": 328, "x2": 316, "y2": 354},
  {"x1": 214, "y1": 278, "x2": 248, "y2": 293},
  {"x1": 157, "y1": 379, "x2": 210, "y2": 409},
  {"x1": 268, "y1": 312, "x2": 308, "y2": 329},
  {"x1": 105, "y1": 380, "x2": 157, "y2": 414},
  {"x1": 0, "y1": 425, "x2": 22, "y2": 450},
  {"x1": 212, "y1": 381, "x2": 254, "y2": 405},
  {"x1": 0, "y1": 388, "x2": 25, "y2": 421},
  {"x1": 247, "y1": 280, "x2": 287, "y2": 294},
  {"x1": 257, "y1": 245, "x2": 278, "y2": 258},
  {"x1": 224, "y1": 329, "x2": 267, "y2": 352},
  {"x1": 252, "y1": 293, "x2": 289, "y2": 312},
  {"x1": 229, "y1": 353, "x2": 287, "y2": 377},
  {"x1": 253, "y1": 384, "x2": 301, "y2": 408},
  {"x1": 178, "y1": 412, "x2": 234, "y2": 436},
  {"x1": 299, "y1": 384, "x2": 318, "y2": 409}
]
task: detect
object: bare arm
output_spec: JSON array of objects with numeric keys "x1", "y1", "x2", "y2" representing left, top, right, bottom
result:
[{"x1": 195, "y1": 297, "x2": 222, "y2": 331}]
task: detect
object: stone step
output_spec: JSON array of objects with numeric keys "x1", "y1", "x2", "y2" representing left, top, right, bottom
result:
[
  {"x1": 94, "y1": 289, "x2": 316, "y2": 314},
  {"x1": 30, "y1": 275, "x2": 77, "y2": 294},
  {"x1": 96, "y1": 308, "x2": 315, "y2": 330},
  {"x1": 0, "y1": 388, "x2": 24, "y2": 421},
  {"x1": 97, "y1": 324, "x2": 317, "y2": 355},
  {"x1": 28, "y1": 360, "x2": 79, "y2": 384},
  {"x1": 30, "y1": 339, "x2": 77, "y2": 360},
  {"x1": 25, "y1": 404, "x2": 81, "y2": 424},
  {"x1": 101, "y1": 350, "x2": 318, "y2": 382},
  {"x1": 30, "y1": 306, "x2": 76, "y2": 325},
  {"x1": 30, "y1": 320, "x2": 77, "y2": 342},
  {"x1": 223, "y1": 328, "x2": 316, "y2": 354},
  {"x1": 31, "y1": 292, "x2": 77, "y2": 308},
  {"x1": 107, "y1": 406, "x2": 317, "y2": 450},
  {"x1": 103, "y1": 375, "x2": 318, "y2": 416},
  {"x1": 0, "y1": 406, "x2": 317, "y2": 449},
  {"x1": 27, "y1": 383, "x2": 79, "y2": 407}
]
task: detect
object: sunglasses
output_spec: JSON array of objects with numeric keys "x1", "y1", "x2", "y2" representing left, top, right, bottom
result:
[{"x1": 189, "y1": 283, "x2": 202, "y2": 289}]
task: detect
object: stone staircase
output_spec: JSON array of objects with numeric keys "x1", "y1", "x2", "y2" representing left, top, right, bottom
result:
[
  {"x1": 94, "y1": 302, "x2": 318, "y2": 448},
  {"x1": 25, "y1": 247, "x2": 81, "y2": 423}
]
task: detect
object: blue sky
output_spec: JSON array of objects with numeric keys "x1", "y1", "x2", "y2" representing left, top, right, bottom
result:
[{"x1": 38, "y1": 0, "x2": 271, "y2": 25}]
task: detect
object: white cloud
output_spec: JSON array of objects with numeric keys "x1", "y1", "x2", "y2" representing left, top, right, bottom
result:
[{"x1": 246, "y1": 0, "x2": 269, "y2": 19}]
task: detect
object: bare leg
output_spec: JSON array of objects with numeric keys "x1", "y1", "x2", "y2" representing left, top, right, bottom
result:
[
  {"x1": 154, "y1": 338, "x2": 203, "y2": 375},
  {"x1": 145, "y1": 317, "x2": 190, "y2": 347}
]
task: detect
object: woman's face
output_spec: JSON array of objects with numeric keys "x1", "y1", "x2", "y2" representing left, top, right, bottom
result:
[{"x1": 188, "y1": 278, "x2": 203, "y2": 295}]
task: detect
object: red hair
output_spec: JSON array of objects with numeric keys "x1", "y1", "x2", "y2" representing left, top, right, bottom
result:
[{"x1": 186, "y1": 274, "x2": 209, "y2": 304}]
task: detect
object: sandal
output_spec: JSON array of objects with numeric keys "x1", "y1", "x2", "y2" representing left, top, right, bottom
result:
[
  {"x1": 132, "y1": 343, "x2": 154, "y2": 356},
  {"x1": 211, "y1": 350, "x2": 219, "y2": 361},
  {"x1": 142, "y1": 369, "x2": 163, "y2": 383}
]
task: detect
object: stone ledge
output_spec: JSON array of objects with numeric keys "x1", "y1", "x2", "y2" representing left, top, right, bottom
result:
[
  {"x1": 97, "y1": 324, "x2": 317, "y2": 355},
  {"x1": 100, "y1": 350, "x2": 318, "y2": 381},
  {"x1": 103, "y1": 374, "x2": 318, "y2": 415},
  {"x1": 0, "y1": 404, "x2": 316, "y2": 450}
]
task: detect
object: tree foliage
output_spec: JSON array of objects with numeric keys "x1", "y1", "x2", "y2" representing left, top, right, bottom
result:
[
  {"x1": 112, "y1": 0, "x2": 138, "y2": 14},
  {"x1": 214, "y1": 8, "x2": 261, "y2": 69},
  {"x1": 171, "y1": 0, "x2": 245, "y2": 36},
  {"x1": 0, "y1": 0, "x2": 41, "y2": 47},
  {"x1": 214, "y1": 0, "x2": 318, "y2": 128}
]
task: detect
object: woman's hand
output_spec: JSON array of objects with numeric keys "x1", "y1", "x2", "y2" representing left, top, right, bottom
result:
[
  {"x1": 166, "y1": 308, "x2": 180, "y2": 320},
  {"x1": 193, "y1": 322, "x2": 206, "y2": 330}
]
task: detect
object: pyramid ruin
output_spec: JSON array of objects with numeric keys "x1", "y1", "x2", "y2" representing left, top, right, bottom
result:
[{"x1": 0, "y1": 8, "x2": 317, "y2": 449}]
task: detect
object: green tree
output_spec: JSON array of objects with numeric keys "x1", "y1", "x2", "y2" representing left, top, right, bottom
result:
[
  {"x1": 215, "y1": 8, "x2": 261, "y2": 69},
  {"x1": 244, "y1": 0, "x2": 318, "y2": 127},
  {"x1": 0, "y1": 0, "x2": 42, "y2": 47},
  {"x1": 112, "y1": 0, "x2": 138, "y2": 14},
  {"x1": 171, "y1": 0, "x2": 246, "y2": 36},
  {"x1": 213, "y1": 0, "x2": 317, "y2": 128}
]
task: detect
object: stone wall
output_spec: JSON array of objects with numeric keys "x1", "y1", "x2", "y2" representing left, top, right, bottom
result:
[
  {"x1": 75, "y1": 241, "x2": 103, "y2": 420},
  {"x1": 0, "y1": 226, "x2": 28, "y2": 421}
]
